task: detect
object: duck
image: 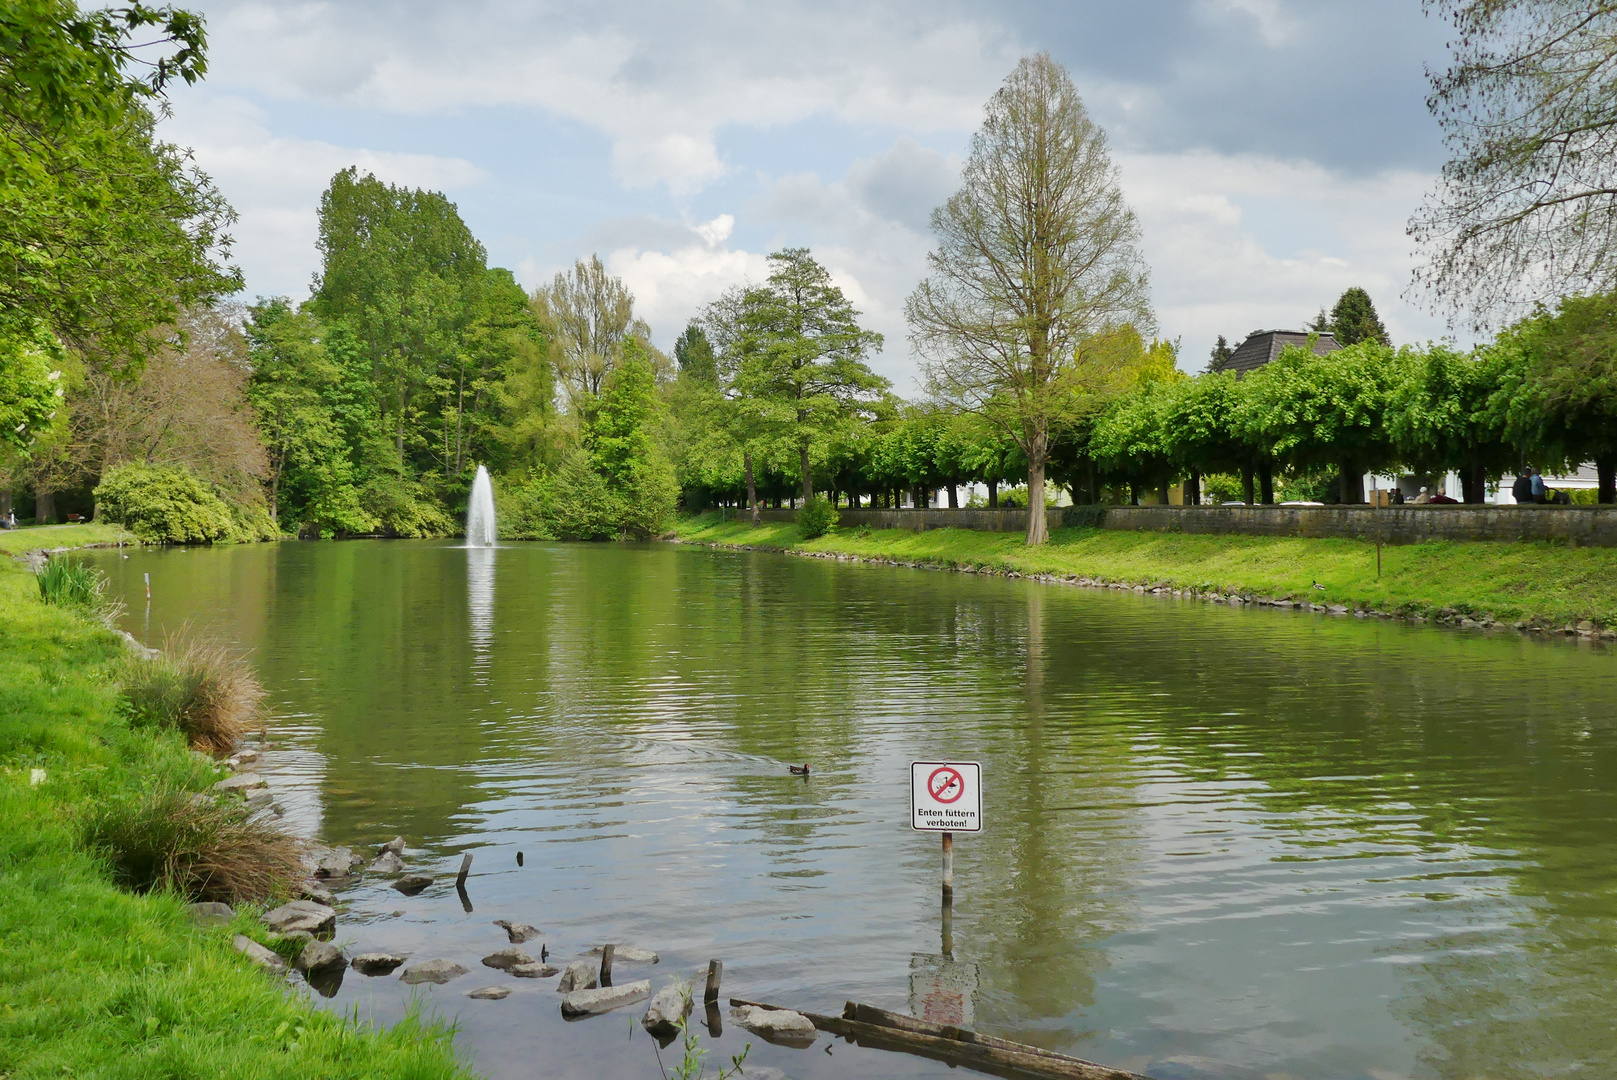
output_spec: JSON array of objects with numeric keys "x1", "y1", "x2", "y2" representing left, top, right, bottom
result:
[{"x1": 788, "y1": 763, "x2": 811, "y2": 776}]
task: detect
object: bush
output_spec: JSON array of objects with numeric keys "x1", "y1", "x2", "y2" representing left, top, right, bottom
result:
[
  {"x1": 94, "y1": 461, "x2": 277, "y2": 543},
  {"x1": 36, "y1": 557, "x2": 122, "y2": 625},
  {"x1": 120, "y1": 636, "x2": 266, "y2": 755},
  {"x1": 503, "y1": 450, "x2": 679, "y2": 541},
  {"x1": 797, "y1": 494, "x2": 838, "y2": 538},
  {"x1": 85, "y1": 785, "x2": 301, "y2": 904}
]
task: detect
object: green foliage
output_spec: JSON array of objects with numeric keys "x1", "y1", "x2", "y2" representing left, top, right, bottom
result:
[
  {"x1": 797, "y1": 494, "x2": 838, "y2": 538},
  {"x1": 0, "y1": 319, "x2": 65, "y2": 452},
  {"x1": 94, "y1": 461, "x2": 255, "y2": 544},
  {"x1": 1328, "y1": 286, "x2": 1391, "y2": 347},
  {"x1": 35, "y1": 557, "x2": 120, "y2": 624},
  {"x1": 1209, "y1": 334, "x2": 1234, "y2": 373},
  {"x1": 674, "y1": 322, "x2": 717, "y2": 383},
  {"x1": 1235, "y1": 341, "x2": 1399, "y2": 477}
]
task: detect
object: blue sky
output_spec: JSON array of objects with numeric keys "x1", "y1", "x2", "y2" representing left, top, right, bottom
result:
[{"x1": 160, "y1": 0, "x2": 1459, "y2": 390}]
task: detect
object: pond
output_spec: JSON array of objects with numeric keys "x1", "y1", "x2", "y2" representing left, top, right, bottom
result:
[{"x1": 89, "y1": 539, "x2": 1617, "y2": 1080}]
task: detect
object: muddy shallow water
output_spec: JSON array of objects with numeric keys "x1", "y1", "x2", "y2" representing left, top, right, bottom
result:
[{"x1": 92, "y1": 539, "x2": 1617, "y2": 1080}]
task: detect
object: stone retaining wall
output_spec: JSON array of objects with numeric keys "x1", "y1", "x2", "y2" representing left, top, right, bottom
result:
[{"x1": 750, "y1": 504, "x2": 1617, "y2": 545}]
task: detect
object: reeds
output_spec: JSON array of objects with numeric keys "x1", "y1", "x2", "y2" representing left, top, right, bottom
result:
[
  {"x1": 84, "y1": 785, "x2": 302, "y2": 904},
  {"x1": 120, "y1": 634, "x2": 266, "y2": 755},
  {"x1": 35, "y1": 557, "x2": 124, "y2": 626}
]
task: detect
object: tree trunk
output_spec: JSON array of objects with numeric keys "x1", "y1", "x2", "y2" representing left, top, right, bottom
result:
[
  {"x1": 1156, "y1": 483, "x2": 1169, "y2": 504},
  {"x1": 1259, "y1": 461, "x2": 1275, "y2": 505},
  {"x1": 1025, "y1": 445, "x2": 1049, "y2": 545},
  {"x1": 1129, "y1": 482, "x2": 1140, "y2": 506},
  {"x1": 988, "y1": 480, "x2": 998, "y2": 508},
  {"x1": 1339, "y1": 461, "x2": 1365, "y2": 504},
  {"x1": 948, "y1": 483, "x2": 958, "y2": 508},
  {"x1": 745, "y1": 450, "x2": 759, "y2": 525},
  {"x1": 0, "y1": 491, "x2": 10, "y2": 520},
  {"x1": 1242, "y1": 467, "x2": 1255, "y2": 505},
  {"x1": 1186, "y1": 471, "x2": 1201, "y2": 507},
  {"x1": 35, "y1": 488, "x2": 55, "y2": 525},
  {"x1": 1461, "y1": 459, "x2": 1486, "y2": 504},
  {"x1": 800, "y1": 441, "x2": 813, "y2": 503},
  {"x1": 1599, "y1": 458, "x2": 1616, "y2": 504}
]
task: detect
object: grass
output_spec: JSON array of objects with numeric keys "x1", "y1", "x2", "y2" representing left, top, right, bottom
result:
[
  {"x1": 120, "y1": 634, "x2": 267, "y2": 755},
  {"x1": 672, "y1": 512, "x2": 1617, "y2": 628},
  {"x1": 0, "y1": 530, "x2": 474, "y2": 1078},
  {"x1": 0, "y1": 521, "x2": 133, "y2": 557}
]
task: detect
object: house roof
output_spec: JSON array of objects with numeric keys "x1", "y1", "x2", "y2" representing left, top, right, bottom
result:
[{"x1": 1223, "y1": 330, "x2": 1341, "y2": 377}]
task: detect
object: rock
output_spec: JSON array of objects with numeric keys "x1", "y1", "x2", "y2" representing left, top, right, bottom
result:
[
  {"x1": 642, "y1": 983, "x2": 691, "y2": 1033},
  {"x1": 295, "y1": 879, "x2": 335, "y2": 905},
  {"x1": 187, "y1": 901, "x2": 233, "y2": 927},
  {"x1": 245, "y1": 788, "x2": 275, "y2": 811},
  {"x1": 731, "y1": 1004, "x2": 817, "y2": 1047},
  {"x1": 232, "y1": 934, "x2": 286, "y2": 972},
  {"x1": 370, "y1": 851, "x2": 404, "y2": 874},
  {"x1": 228, "y1": 748, "x2": 261, "y2": 767},
  {"x1": 213, "y1": 773, "x2": 265, "y2": 793},
  {"x1": 555, "y1": 959, "x2": 597, "y2": 993},
  {"x1": 481, "y1": 946, "x2": 535, "y2": 971},
  {"x1": 511, "y1": 962, "x2": 559, "y2": 978},
  {"x1": 276, "y1": 929, "x2": 315, "y2": 951},
  {"x1": 586, "y1": 943, "x2": 658, "y2": 964},
  {"x1": 351, "y1": 951, "x2": 407, "y2": 975},
  {"x1": 392, "y1": 874, "x2": 433, "y2": 896},
  {"x1": 314, "y1": 847, "x2": 362, "y2": 879},
  {"x1": 560, "y1": 979, "x2": 651, "y2": 1017},
  {"x1": 493, "y1": 919, "x2": 542, "y2": 943},
  {"x1": 379, "y1": 835, "x2": 406, "y2": 855},
  {"x1": 261, "y1": 900, "x2": 336, "y2": 936},
  {"x1": 398, "y1": 959, "x2": 468, "y2": 985},
  {"x1": 296, "y1": 938, "x2": 347, "y2": 975},
  {"x1": 468, "y1": 985, "x2": 510, "y2": 1000}
]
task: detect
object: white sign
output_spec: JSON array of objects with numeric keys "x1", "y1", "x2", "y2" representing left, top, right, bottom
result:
[{"x1": 910, "y1": 761, "x2": 982, "y2": 832}]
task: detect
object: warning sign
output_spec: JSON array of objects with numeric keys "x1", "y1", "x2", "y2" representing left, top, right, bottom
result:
[{"x1": 910, "y1": 761, "x2": 982, "y2": 832}]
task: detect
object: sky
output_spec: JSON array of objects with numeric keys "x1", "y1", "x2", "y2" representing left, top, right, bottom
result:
[{"x1": 157, "y1": 0, "x2": 1462, "y2": 391}]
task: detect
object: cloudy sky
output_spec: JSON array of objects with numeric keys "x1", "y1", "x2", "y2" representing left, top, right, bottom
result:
[{"x1": 159, "y1": 0, "x2": 1460, "y2": 390}]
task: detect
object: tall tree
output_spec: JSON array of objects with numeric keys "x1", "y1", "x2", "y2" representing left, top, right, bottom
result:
[
  {"x1": 734, "y1": 248, "x2": 887, "y2": 503},
  {"x1": 1208, "y1": 334, "x2": 1234, "y2": 373},
  {"x1": 1504, "y1": 293, "x2": 1617, "y2": 502},
  {"x1": 673, "y1": 322, "x2": 717, "y2": 383},
  {"x1": 534, "y1": 254, "x2": 649, "y2": 410},
  {"x1": 906, "y1": 53, "x2": 1153, "y2": 545},
  {"x1": 1411, "y1": 2, "x2": 1617, "y2": 326},
  {"x1": 1329, "y1": 286, "x2": 1391, "y2": 346}
]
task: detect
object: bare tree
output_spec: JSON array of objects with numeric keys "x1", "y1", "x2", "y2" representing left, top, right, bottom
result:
[
  {"x1": 906, "y1": 53, "x2": 1153, "y2": 545},
  {"x1": 533, "y1": 254, "x2": 651, "y2": 411},
  {"x1": 1411, "y1": 2, "x2": 1617, "y2": 328}
]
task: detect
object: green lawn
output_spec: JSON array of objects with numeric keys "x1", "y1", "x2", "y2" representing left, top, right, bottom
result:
[
  {"x1": 0, "y1": 534, "x2": 472, "y2": 1078},
  {"x1": 0, "y1": 522, "x2": 133, "y2": 556},
  {"x1": 673, "y1": 513, "x2": 1617, "y2": 628}
]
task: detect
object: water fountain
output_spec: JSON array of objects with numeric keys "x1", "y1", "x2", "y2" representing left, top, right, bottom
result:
[{"x1": 466, "y1": 464, "x2": 497, "y2": 546}]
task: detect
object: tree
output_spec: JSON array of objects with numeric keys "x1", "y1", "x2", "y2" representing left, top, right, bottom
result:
[
  {"x1": 1208, "y1": 335, "x2": 1234, "y2": 373},
  {"x1": 907, "y1": 53, "x2": 1153, "y2": 545},
  {"x1": 534, "y1": 254, "x2": 650, "y2": 411},
  {"x1": 1411, "y1": 2, "x2": 1617, "y2": 326},
  {"x1": 1386, "y1": 344, "x2": 1518, "y2": 502},
  {"x1": 1502, "y1": 293, "x2": 1617, "y2": 502},
  {"x1": 673, "y1": 322, "x2": 717, "y2": 383},
  {"x1": 734, "y1": 248, "x2": 887, "y2": 503},
  {"x1": 1329, "y1": 287, "x2": 1390, "y2": 346},
  {"x1": 0, "y1": 321, "x2": 64, "y2": 453}
]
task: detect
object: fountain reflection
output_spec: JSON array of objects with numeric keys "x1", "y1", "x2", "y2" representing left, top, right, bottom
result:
[{"x1": 467, "y1": 547, "x2": 494, "y2": 675}]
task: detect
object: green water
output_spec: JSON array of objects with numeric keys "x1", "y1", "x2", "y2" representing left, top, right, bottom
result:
[{"x1": 91, "y1": 540, "x2": 1617, "y2": 1080}]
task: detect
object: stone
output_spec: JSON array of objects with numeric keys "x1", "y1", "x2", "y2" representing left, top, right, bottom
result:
[
  {"x1": 245, "y1": 789, "x2": 275, "y2": 811},
  {"x1": 511, "y1": 962, "x2": 559, "y2": 978},
  {"x1": 295, "y1": 879, "x2": 335, "y2": 905},
  {"x1": 228, "y1": 748, "x2": 261, "y2": 767},
  {"x1": 314, "y1": 847, "x2": 362, "y2": 879},
  {"x1": 261, "y1": 900, "x2": 336, "y2": 936},
  {"x1": 276, "y1": 929, "x2": 315, "y2": 951},
  {"x1": 560, "y1": 979, "x2": 651, "y2": 1017},
  {"x1": 379, "y1": 835, "x2": 406, "y2": 855},
  {"x1": 730, "y1": 1004, "x2": 817, "y2": 1047},
  {"x1": 481, "y1": 946, "x2": 535, "y2": 971},
  {"x1": 555, "y1": 959, "x2": 597, "y2": 993},
  {"x1": 493, "y1": 919, "x2": 542, "y2": 943},
  {"x1": 642, "y1": 983, "x2": 691, "y2": 1033},
  {"x1": 398, "y1": 959, "x2": 468, "y2": 985},
  {"x1": 586, "y1": 943, "x2": 658, "y2": 964},
  {"x1": 351, "y1": 952, "x2": 407, "y2": 975},
  {"x1": 393, "y1": 874, "x2": 433, "y2": 895},
  {"x1": 213, "y1": 773, "x2": 265, "y2": 793},
  {"x1": 370, "y1": 851, "x2": 404, "y2": 874},
  {"x1": 187, "y1": 901, "x2": 233, "y2": 927},
  {"x1": 468, "y1": 985, "x2": 510, "y2": 1000},
  {"x1": 296, "y1": 938, "x2": 347, "y2": 975},
  {"x1": 232, "y1": 934, "x2": 286, "y2": 972}
]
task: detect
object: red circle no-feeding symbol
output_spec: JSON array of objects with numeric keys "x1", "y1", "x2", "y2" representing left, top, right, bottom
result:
[{"x1": 927, "y1": 766, "x2": 965, "y2": 804}]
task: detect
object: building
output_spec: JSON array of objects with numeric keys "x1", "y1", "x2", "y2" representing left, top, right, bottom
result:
[{"x1": 1221, "y1": 329, "x2": 1340, "y2": 377}]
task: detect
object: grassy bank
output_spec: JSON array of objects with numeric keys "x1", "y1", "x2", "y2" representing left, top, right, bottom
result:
[
  {"x1": 0, "y1": 535, "x2": 471, "y2": 1077},
  {"x1": 672, "y1": 513, "x2": 1617, "y2": 630},
  {"x1": 0, "y1": 522, "x2": 134, "y2": 557}
]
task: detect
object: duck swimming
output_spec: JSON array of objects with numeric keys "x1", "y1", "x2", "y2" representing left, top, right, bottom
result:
[{"x1": 789, "y1": 763, "x2": 811, "y2": 775}]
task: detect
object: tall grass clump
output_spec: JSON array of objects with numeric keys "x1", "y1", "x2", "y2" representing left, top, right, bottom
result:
[
  {"x1": 35, "y1": 557, "x2": 123, "y2": 625},
  {"x1": 120, "y1": 635, "x2": 266, "y2": 754},
  {"x1": 84, "y1": 785, "x2": 302, "y2": 904}
]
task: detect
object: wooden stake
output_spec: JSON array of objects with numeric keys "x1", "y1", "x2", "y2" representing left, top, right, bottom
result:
[
  {"x1": 599, "y1": 943, "x2": 614, "y2": 988},
  {"x1": 144, "y1": 573, "x2": 151, "y2": 600},
  {"x1": 704, "y1": 959, "x2": 723, "y2": 1003},
  {"x1": 1377, "y1": 541, "x2": 1382, "y2": 579},
  {"x1": 941, "y1": 832, "x2": 954, "y2": 897},
  {"x1": 455, "y1": 852, "x2": 472, "y2": 889}
]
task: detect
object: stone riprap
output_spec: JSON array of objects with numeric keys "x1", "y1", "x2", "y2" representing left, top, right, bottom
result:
[
  {"x1": 587, "y1": 943, "x2": 658, "y2": 964},
  {"x1": 295, "y1": 939, "x2": 346, "y2": 974},
  {"x1": 560, "y1": 980, "x2": 651, "y2": 1017},
  {"x1": 398, "y1": 959, "x2": 467, "y2": 985},
  {"x1": 731, "y1": 1004, "x2": 817, "y2": 1046},
  {"x1": 493, "y1": 919, "x2": 541, "y2": 943},
  {"x1": 481, "y1": 946, "x2": 535, "y2": 971},
  {"x1": 642, "y1": 983, "x2": 691, "y2": 1033},
  {"x1": 351, "y1": 952, "x2": 407, "y2": 975},
  {"x1": 232, "y1": 935, "x2": 285, "y2": 972},
  {"x1": 555, "y1": 959, "x2": 597, "y2": 993},
  {"x1": 261, "y1": 900, "x2": 335, "y2": 936}
]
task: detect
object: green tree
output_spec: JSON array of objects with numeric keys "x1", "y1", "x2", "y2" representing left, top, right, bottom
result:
[
  {"x1": 1329, "y1": 287, "x2": 1391, "y2": 347},
  {"x1": 673, "y1": 322, "x2": 717, "y2": 383},
  {"x1": 1208, "y1": 334, "x2": 1234, "y2": 373},
  {"x1": 734, "y1": 248, "x2": 887, "y2": 503},
  {"x1": 907, "y1": 53, "x2": 1154, "y2": 545},
  {"x1": 535, "y1": 254, "x2": 650, "y2": 410},
  {"x1": 1502, "y1": 293, "x2": 1617, "y2": 502},
  {"x1": 0, "y1": 320, "x2": 64, "y2": 453},
  {"x1": 1386, "y1": 344, "x2": 1518, "y2": 502}
]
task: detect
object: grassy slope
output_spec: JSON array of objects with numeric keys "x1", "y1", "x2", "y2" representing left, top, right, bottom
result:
[
  {"x1": 0, "y1": 522, "x2": 133, "y2": 557},
  {"x1": 672, "y1": 513, "x2": 1617, "y2": 627},
  {"x1": 0, "y1": 538, "x2": 472, "y2": 1078}
]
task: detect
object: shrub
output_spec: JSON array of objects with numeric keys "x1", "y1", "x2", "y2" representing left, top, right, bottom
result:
[
  {"x1": 506, "y1": 450, "x2": 680, "y2": 541},
  {"x1": 95, "y1": 462, "x2": 239, "y2": 543},
  {"x1": 797, "y1": 494, "x2": 838, "y2": 539},
  {"x1": 36, "y1": 557, "x2": 123, "y2": 625},
  {"x1": 120, "y1": 636, "x2": 266, "y2": 755},
  {"x1": 85, "y1": 785, "x2": 301, "y2": 904}
]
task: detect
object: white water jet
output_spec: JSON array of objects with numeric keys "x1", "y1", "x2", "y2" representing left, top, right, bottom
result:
[{"x1": 466, "y1": 464, "x2": 497, "y2": 546}]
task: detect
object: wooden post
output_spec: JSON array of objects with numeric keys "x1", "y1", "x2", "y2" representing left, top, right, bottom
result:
[
  {"x1": 941, "y1": 832, "x2": 954, "y2": 897},
  {"x1": 941, "y1": 891, "x2": 954, "y2": 958},
  {"x1": 144, "y1": 573, "x2": 151, "y2": 600},
  {"x1": 456, "y1": 852, "x2": 472, "y2": 889},
  {"x1": 704, "y1": 959, "x2": 723, "y2": 1003},
  {"x1": 599, "y1": 943, "x2": 614, "y2": 988},
  {"x1": 1376, "y1": 541, "x2": 1382, "y2": 579}
]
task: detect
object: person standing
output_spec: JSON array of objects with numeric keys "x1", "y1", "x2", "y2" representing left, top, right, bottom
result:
[
  {"x1": 1530, "y1": 468, "x2": 1546, "y2": 504},
  {"x1": 1512, "y1": 469, "x2": 1533, "y2": 504}
]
